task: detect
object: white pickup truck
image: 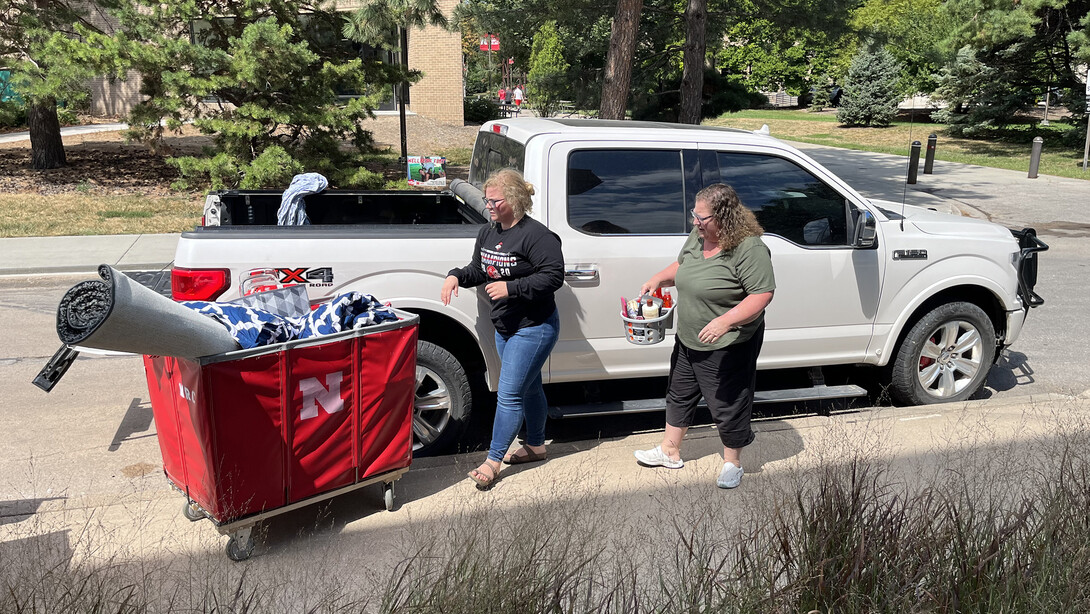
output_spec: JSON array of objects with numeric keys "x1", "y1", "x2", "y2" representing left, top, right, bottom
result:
[{"x1": 171, "y1": 118, "x2": 1047, "y2": 455}]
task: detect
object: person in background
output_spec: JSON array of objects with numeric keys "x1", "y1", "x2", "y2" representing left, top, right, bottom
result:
[
  {"x1": 633, "y1": 183, "x2": 775, "y2": 489},
  {"x1": 512, "y1": 85, "x2": 524, "y2": 115},
  {"x1": 441, "y1": 169, "x2": 564, "y2": 489},
  {"x1": 498, "y1": 87, "x2": 507, "y2": 104}
]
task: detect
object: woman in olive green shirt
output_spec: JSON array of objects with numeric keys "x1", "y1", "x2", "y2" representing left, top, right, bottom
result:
[{"x1": 634, "y1": 183, "x2": 776, "y2": 489}]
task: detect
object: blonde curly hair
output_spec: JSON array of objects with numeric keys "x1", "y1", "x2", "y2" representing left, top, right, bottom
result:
[
  {"x1": 483, "y1": 169, "x2": 536, "y2": 220},
  {"x1": 696, "y1": 183, "x2": 764, "y2": 251}
]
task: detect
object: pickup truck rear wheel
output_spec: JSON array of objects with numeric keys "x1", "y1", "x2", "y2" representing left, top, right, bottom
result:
[
  {"x1": 890, "y1": 302, "x2": 996, "y2": 405},
  {"x1": 413, "y1": 341, "x2": 472, "y2": 456}
]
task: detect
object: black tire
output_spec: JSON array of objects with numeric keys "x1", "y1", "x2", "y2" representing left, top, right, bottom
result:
[
  {"x1": 889, "y1": 301, "x2": 996, "y2": 405},
  {"x1": 225, "y1": 535, "x2": 255, "y2": 562},
  {"x1": 413, "y1": 340, "x2": 473, "y2": 456}
]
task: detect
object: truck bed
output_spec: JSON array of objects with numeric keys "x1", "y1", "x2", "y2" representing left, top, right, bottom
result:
[{"x1": 207, "y1": 188, "x2": 487, "y2": 226}]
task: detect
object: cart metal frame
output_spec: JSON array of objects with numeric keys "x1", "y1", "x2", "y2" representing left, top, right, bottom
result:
[{"x1": 177, "y1": 466, "x2": 409, "y2": 561}]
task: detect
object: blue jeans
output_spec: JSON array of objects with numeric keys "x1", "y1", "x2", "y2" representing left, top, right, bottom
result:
[{"x1": 488, "y1": 309, "x2": 560, "y2": 462}]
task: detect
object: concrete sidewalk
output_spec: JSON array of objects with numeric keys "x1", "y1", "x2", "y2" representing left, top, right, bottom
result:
[
  {"x1": 1, "y1": 139, "x2": 1085, "y2": 277},
  {"x1": 0, "y1": 233, "x2": 180, "y2": 276}
]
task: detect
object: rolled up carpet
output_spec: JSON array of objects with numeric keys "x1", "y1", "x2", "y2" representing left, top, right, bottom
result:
[
  {"x1": 450, "y1": 178, "x2": 488, "y2": 219},
  {"x1": 56, "y1": 265, "x2": 240, "y2": 358}
]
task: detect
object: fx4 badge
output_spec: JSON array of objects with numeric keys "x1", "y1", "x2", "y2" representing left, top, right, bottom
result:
[
  {"x1": 242, "y1": 267, "x2": 336, "y2": 287},
  {"x1": 278, "y1": 267, "x2": 334, "y2": 286}
]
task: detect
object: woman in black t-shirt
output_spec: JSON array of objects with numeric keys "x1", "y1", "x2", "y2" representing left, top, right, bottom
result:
[{"x1": 441, "y1": 169, "x2": 564, "y2": 489}]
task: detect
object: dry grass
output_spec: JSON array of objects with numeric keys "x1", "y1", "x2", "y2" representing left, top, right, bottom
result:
[
  {"x1": 0, "y1": 192, "x2": 203, "y2": 237},
  {"x1": 706, "y1": 109, "x2": 1090, "y2": 180}
]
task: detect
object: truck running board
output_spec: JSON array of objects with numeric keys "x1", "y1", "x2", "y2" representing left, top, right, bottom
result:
[{"x1": 547, "y1": 384, "x2": 867, "y2": 419}]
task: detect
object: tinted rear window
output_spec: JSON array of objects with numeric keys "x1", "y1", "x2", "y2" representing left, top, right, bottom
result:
[{"x1": 469, "y1": 131, "x2": 526, "y2": 186}]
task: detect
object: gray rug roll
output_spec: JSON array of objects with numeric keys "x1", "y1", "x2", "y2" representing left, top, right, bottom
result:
[
  {"x1": 450, "y1": 178, "x2": 488, "y2": 219},
  {"x1": 56, "y1": 265, "x2": 240, "y2": 358}
]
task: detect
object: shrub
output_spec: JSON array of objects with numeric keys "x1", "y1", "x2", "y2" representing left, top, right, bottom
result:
[
  {"x1": 464, "y1": 97, "x2": 500, "y2": 124},
  {"x1": 0, "y1": 101, "x2": 26, "y2": 128},
  {"x1": 633, "y1": 70, "x2": 766, "y2": 122},
  {"x1": 837, "y1": 45, "x2": 902, "y2": 127}
]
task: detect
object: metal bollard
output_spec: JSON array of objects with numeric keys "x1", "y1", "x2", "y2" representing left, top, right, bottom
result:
[
  {"x1": 1028, "y1": 136, "x2": 1043, "y2": 179},
  {"x1": 908, "y1": 140, "x2": 921, "y2": 184},
  {"x1": 924, "y1": 134, "x2": 937, "y2": 174}
]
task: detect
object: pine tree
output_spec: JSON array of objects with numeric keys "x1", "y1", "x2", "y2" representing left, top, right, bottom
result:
[
  {"x1": 528, "y1": 21, "x2": 569, "y2": 118},
  {"x1": 0, "y1": 0, "x2": 111, "y2": 169},
  {"x1": 837, "y1": 46, "x2": 902, "y2": 127},
  {"x1": 79, "y1": 0, "x2": 409, "y2": 189}
]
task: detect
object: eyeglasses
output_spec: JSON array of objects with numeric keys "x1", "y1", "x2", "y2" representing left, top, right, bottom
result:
[
  {"x1": 485, "y1": 198, "x2": 506, "y2": 208},
  {"x1": 690, "y1": 208, "x2": 712, "y2": 224}
]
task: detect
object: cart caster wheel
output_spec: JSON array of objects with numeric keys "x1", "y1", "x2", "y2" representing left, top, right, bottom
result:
[
  {"x1": 226, "y1": 535, "x2": 255, "y2": 562},
  {"x1": 383, "y1": 482, "x2": 395, "y2": 512},
  {"x1": 182, "y1": 501, "x2": 203, "y2": 522}
]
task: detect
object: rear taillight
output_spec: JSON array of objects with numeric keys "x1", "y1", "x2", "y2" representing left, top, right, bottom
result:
[{"x1": 171, "y1": 267, "x2": 231, "y2": 301}]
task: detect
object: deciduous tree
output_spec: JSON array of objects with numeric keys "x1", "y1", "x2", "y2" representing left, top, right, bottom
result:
[{"x1": 528, "y1": 20, "x2": 569, "y2": 117}]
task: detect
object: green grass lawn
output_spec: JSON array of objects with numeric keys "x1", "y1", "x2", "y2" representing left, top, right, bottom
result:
[{"x1": 706, "y1": 109, "x2": 1090, "y2": 180}]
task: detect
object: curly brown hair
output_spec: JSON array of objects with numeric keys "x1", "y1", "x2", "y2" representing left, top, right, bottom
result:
[
  {"x1": 483, "y1": 169, "x2": 536, "y2": 219},
  {"x1": 696, "y1": 183, "x2": 764, "y2": 251}
]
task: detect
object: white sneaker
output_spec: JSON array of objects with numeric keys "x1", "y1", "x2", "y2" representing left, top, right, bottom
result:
[
  {"x1": 717, "y1": 462, "x2": 744, "y2": 489},
  {"x1": 634, "y1": 446, "x2": 684, "y2": 469}
]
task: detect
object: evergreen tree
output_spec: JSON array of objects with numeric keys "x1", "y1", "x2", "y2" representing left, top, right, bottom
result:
[
  {"x1": 0, "y1": 0, "x2": 112, "y2": 169},
  {"x1": 933, "y1": 0, "x2": 1090, "y2": 132},
  {"x1": 78, "y1": 0, "x2": 408, "y2": 189},
  {"x1": 837, "y1": 45, "x2": 902, "y2": 127},
  {"x1": 528, "y1": 21, "x2": 569, "y2": 118}
]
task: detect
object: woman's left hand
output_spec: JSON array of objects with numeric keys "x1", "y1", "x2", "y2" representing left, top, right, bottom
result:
[
  {"x1": 698, "y1": 319, "x2": 735, "y2": 344},
  {"x1": 485, "y1": 282, "x2": 510, "y2": 300}
]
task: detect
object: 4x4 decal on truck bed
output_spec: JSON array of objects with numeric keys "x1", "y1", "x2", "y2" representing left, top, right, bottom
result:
[{"x1": 279, "y1": 267, "x2": 334, "y2": 286}]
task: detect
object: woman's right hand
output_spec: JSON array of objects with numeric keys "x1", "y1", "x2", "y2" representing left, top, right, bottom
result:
[
  {"x1": 441, "y1": 275, "x2": 460, "y2": 305},
  {"x1": 639, "y1": 278, "x2": 659, "y2": 298}
]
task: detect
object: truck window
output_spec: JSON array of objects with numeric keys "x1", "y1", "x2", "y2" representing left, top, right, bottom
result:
[
  {"x1": 469, "y1": 131, "x2": 526, "y2": 186},
  {"x1": 566, "y1": 149, "x2": 688, "y2": 235},
  {"x1": 716, "y1": 153, "x2": 849, "y2": 247}
]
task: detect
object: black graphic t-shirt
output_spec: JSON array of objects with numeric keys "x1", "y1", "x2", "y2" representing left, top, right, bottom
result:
[{"x1": 448, "y1": 215, "x2": 564, "y2": 335}]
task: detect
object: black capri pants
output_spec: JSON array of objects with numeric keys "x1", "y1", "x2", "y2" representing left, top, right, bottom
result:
[{"x1": 664, "y1": 323, "x2": 765, "y2": 449}]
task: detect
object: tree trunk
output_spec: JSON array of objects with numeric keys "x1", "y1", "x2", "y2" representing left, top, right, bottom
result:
[
  {"x1": 678, "y1": 0, "x2": 707, "y2": 124},
  {"x1": 599, "y1": 0, "x2": 643, "y2": 120},
  {"x1": 28, "y1": 98, "x2": 67, "y2": 169}
]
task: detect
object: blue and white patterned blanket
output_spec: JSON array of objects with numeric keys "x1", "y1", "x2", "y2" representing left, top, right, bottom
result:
[{"x1": 183, "y1": 292, "x2": 398, "y2": 350}]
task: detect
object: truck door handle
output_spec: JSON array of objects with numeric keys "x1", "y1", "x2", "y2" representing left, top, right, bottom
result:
[{"x1": 564, "y1": 269, "x2": 599, "y2": 282}]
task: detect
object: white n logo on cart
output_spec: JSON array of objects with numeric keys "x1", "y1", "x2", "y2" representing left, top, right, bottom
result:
[{"x1": 299, "y1": 372, "x2": 345, "y2": 420}]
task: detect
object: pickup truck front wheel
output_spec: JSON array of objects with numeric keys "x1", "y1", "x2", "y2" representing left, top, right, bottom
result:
[
  {"x1": 413, "y1": 341, "x2": 472, "y2": 456},
  {"x1": 890, "y1": 302, "x2": 996, "y2": 405}
]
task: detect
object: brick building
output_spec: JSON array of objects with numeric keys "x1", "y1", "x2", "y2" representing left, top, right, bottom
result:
[{"x1": 88, "y1": 0, "x2": 464, "y2": 125}]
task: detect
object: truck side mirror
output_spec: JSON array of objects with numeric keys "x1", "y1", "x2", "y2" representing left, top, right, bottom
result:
[{"x1": 854, "y1": 209, "x2": 877, "y2": 248}]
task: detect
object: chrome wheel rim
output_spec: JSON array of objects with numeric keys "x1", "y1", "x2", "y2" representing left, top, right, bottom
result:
[
  {"x1": 916, "y1": 319, "x2": 984, "y2": 399},
  {"x1": 413, "y1": 365, "x2": 452, "y2": 451}
]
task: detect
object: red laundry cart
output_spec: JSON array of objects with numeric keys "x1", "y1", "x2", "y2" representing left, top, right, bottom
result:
[{"x1": 143, "y1": 311, "x2": 418, "y2": 561}]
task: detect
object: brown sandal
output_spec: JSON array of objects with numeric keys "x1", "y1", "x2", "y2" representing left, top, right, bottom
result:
[
  {"x1": 467, "y1": 462, "x2": 499, "y2": 489},
  {"x1": 503, "y1": 445, "x2": 547, "y2": 465}
]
